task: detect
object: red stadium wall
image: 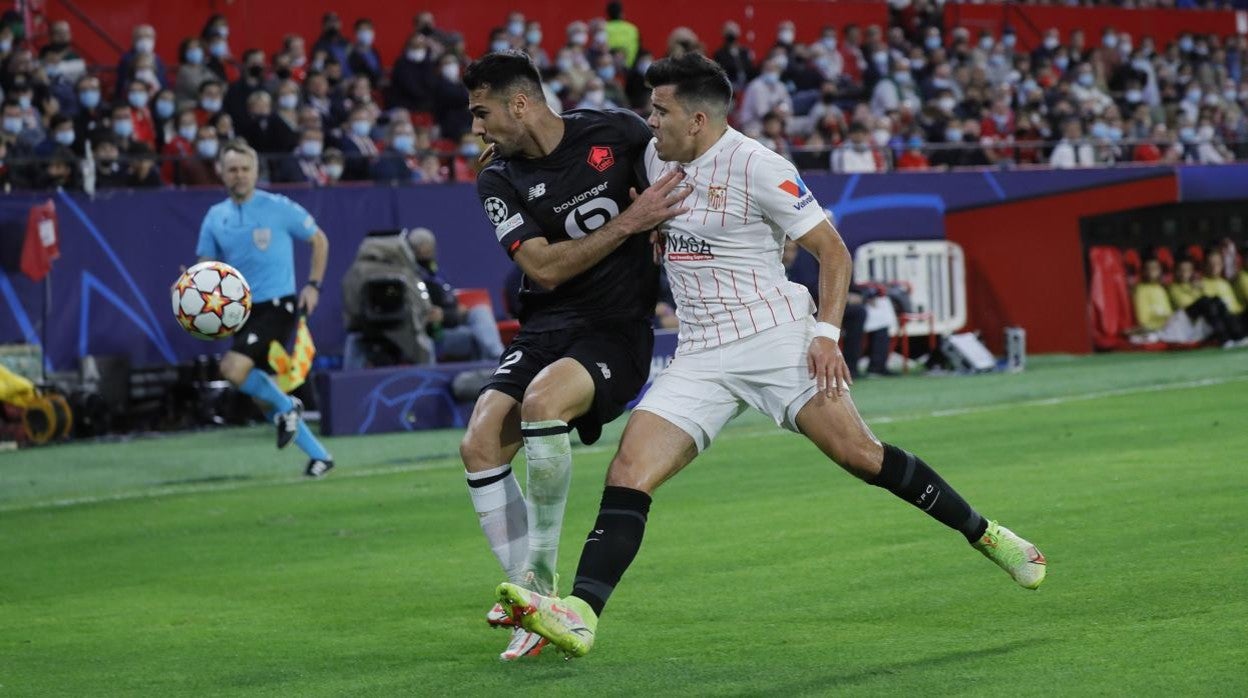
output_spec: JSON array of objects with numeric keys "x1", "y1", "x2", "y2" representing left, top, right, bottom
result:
[
  {"x1": 944, "y1": 175, "x2": 1178, "y2": 356},
  {"x1": 45, "y1": 0, "x2": 888, "y2": 68}
]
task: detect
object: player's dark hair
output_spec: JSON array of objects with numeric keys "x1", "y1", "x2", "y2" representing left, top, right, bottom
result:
[
  {"x1": 644, "y1": 53, "x2": 733, "y2": 119},
  {"x1": 463, "y1": 51, "x2": 546, "y2": 104}
]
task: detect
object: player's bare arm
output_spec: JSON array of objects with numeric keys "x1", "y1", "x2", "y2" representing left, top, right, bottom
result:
[
  {"x1": 795, "y1": 218, "x2": 854, "y2": 398},
  {"x1": 513, "y1": 169, "x2": 690, "y2": 289},
  {"x1": 299, "y1": 229, "x2": 329, "y2": 315}
]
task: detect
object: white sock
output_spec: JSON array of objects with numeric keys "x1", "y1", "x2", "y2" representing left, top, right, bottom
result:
[
  {"x1": 466, "y1": 464, "x2": 528, "y2": 584},
  {"x1": 521, "y1": 420, "x2": 573, "y2": 595}
]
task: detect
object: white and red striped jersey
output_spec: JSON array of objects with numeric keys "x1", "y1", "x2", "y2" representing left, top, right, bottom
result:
[{"x1": 644, "y1": 128, "x2": 828, "y2": 354}]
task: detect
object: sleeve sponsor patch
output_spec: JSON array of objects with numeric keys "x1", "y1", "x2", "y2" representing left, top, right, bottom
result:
[{"x1": 494, "y1": 213, "x2": 524, "y2": 241}]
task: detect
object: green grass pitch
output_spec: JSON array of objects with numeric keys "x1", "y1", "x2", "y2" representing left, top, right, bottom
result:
[{"x1": 2, "y1": 350, "x2": 1246, "y2": 696}]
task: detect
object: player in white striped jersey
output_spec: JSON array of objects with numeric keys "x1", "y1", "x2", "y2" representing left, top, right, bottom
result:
[{"x1": 496, "y1": 53, "x2": 1045, "y2": 659}]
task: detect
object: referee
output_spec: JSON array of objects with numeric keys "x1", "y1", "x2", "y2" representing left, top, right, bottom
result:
[{"x1": 195, "y1": 140, "x2": 334, "y2": 477}]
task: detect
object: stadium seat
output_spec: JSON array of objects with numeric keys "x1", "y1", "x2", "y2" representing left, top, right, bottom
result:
[
  {"x1": 1087, "y1": 246, "x2": 1137, "y2": 350},
  {"x1": 1122, "y1": 248, "x2": 1142, "y2": 286},
  {"x1": 454, "y1": 287, "x2": 521, "y2": 346},
  {"x1": 1153, "y1": 246, "x2": 1176, "y2": 283},
  {"x1": 1184, "y1": 244, "x2": 1205, "y2": 265}
]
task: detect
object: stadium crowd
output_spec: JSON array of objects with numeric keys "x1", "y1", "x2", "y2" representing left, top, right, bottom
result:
[{"x1": 0, "y1": 1, "x2": 1245, "y2": 190}]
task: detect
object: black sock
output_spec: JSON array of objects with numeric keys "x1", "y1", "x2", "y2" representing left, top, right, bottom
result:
[
  {"x1": 570, "y1": 486, "x2": 652, "y2": 617},
  {"x1": 870, "y1": 443, "x2": 987, "y2": 544}
]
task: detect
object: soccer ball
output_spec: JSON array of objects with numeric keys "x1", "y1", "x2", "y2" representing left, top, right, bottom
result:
[{"x1": 171, "y1": 261, "x2": 252, "y2": 340}]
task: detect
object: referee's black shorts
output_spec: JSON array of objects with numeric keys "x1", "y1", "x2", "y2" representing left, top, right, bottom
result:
[
  {"x1": 230, "y1": 295, "x2": 297, "y2": 371},
  {"x1": 480, "y1": 319, "x2": 654, "y2": 445}
]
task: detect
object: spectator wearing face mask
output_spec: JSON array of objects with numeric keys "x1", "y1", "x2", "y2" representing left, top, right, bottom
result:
[
  {"x1": 37, "y1": 145, "x2": 78, "y2": 190},
  {"x1": 1049, "y1": 118, "x2": 1094, "y2": 169},
  {"x1": 123, "y1": 81, "x2": 158, "y2": 148},
  {"x1": 35, "y1": 113, "x2": 76, "y2": 157},
  {"x1": 275, "y1": 126, "x2": 330, "y2": 185},
  {"x1": 107, "y1": 103, "x2": 138, "y2": 151},
  {"x1": 896, "y1": 134, "x2": 930, "y2": 170},
  {"x1": 323, "y1": 148, "x2": 346, "y2": 184},
  {"x1": 712, "y1": 21, "x2": 755, "y2": 91},
  {"x1": 116, "y1": 25, "x2": 168, "y2": 99},
  {"x1": 161, "y1": 108, "x2": 198, "y2": 183},
  {"x1": 313, "y1": 12, "x2": 350, "y2": 75},
  {"x1": 176, "y1": 38, "x2": 214, "y2": 104},
  {"x1": 195, "y1": 80, "x2": 226, "y2": 125},
  {"x1": 389, "y1": 35, "x2": 437, "y2": 113},
  {"x1": 347, "y1": 19, "x2": 382, "y2": 85},
  {"x1": 451, "y1": 134, "x2": 485, "y2": 183},
  {"x1": 178, "y1": 124, "x2": 223, "y2": 186},
  {"x1": 372, "y1": 120, "x2": 421, "y2": 183},
  {"x1": 71, "y1": 75, "x2": 107, "y2": 154},
  {"x1": 432, "y1": 56, "x2": 471, "y2": 142},
  {"x1": 124, "y1": 141, "x2": 163, "y2": 188},
  {"x1": 575, "y1": 76, "x2": 618, "y2": 110},
  {"x1": 831, "y1": 121, "x2": 885, "y2": 173},
  {"x1": 738, "y1": 56, "x2": 793, "y2": 136},
  {"x1": 336, "y1": 104, "x2": 380, "y2": 180},
  {"x1": 225, "y1": 49, "x2": 269, "y2": 126},
  {"x1": 5, "y1": 85, "x2": 45, "y2": 148},
  {"x1": 92, "y1": 136, "x2": 127, "y2": 189}
]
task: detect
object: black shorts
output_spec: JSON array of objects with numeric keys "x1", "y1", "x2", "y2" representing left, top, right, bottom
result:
[
  {"x1": 230, "y1": 295, "x2": 297, "y2": 371},
  {"x1": 481, "y1": 319, "x2": 654, "y2": 445}
]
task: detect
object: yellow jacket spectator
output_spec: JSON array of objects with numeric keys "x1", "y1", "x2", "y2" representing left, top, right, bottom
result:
[
  {"x1": 1132, "y1": 281, "x2": 1172, "y2": 331},
  {"x1": 605, "y1": 1, "x2": 640, "y2": 66},
  {"x1": 1201, "y1": 254, "x2": 1243, "y2": 315}
]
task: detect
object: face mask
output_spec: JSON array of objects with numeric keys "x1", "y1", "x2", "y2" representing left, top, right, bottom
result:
[
  {"x1": 491, "y1": 40, "x2": 510, "y2": 53},
  {"x1": 326, "y1": 163, "x2": 344, "y2": 180},
  {"x1": 1185, "y1": 89, "x2": 1201, "y2": 103},
  {"x1": 128, "y1": 91, "x2": 149, "y2": 108},
  {"x1": 1090, "y1": 122, "x2": 1109, "y2": 139},
  {"x1": 822, "y1": 37, "x2": 837, "y2": 51},
  {"x1": 1178, "y1": 127, "x2": 1196, "y2": 142},
  {"x1": 186, "y1": 47, "x2": 204, "y2": 64},
  {"x1": 1197, "y1": 125, "x2": 1214, "y2": 141},
  {"x1": 1107, "y1": 126, "x2": 1123, "y2": 141},
  {"x1": 585, "y1": 89, "x2": 605, "y2": 104},
  {"x1": 247, "y1": 64, "x2": 264, "y2": 80},
  {"x1": 460, "y1": 142, "x2": 481, "y2": 157},
  {"x1": 216, "y1": 26, "x2": 229, "y2": 39},
  {"x1": 1225, "y1": 89, "x2": 1239, "y2": 102},
  {"x1": 894, "y1": 72, "x2": 911, "y2": 84},
  {"x1": 872, "y1": 51, "x2": 888, "y2": 66},
  {"x1": 210, "y1": 41, "x2": 228, "y2": 58},
  {"x1": 872, "y1": 129, "x2": 890, "y2": 146},
  {"x1": 778, "y1": 29, "x2": 795, "y2": 44},
  {"x1": 945, "y1": 128, "x2": 962, "y2": 142},
  {"x1": 1126, "y1": 89, "x2": 1143, "y2": 103},
  {"x1": 931, "y1": 77, "x2": 951, "y2": 89},
  {"x1": 201, "y1": 97, "x2": 222, "y2": 112},
  {"x1": 178, "y1": 124, "x2": 197, "y2": 141},
  {"x1": 196, "y1": 139, "x2": 219, "y2": 158},
  {"x1": 773, "y1": 56, "x2": 789, "y2": 72},
  {"x1": 508, "y1": 20, "x2": 525, "y2": 37},
  {"x1": 925, "y1": 36, "x2": 941, "y2": 51},
  {"x1": 441, "y1": 64, "x2": 460, "y2": 82},
  {"x1": 762, "y1": 72, "x2": 780, "y2": 85},
  {"x1": 594, "y1": 30, "x2": 608, "y2": 45},
  {"x1": 979, "y1": 37, "x2": 993, "y2": 51},
  {"x1": 571, "y1": 31, "x2": 587, "y2": 46},
  {"x1": 1179, "y1": 38, "x2": 1194, "y2": 53},
  {"x1": 300, "y1": 141, "x2": 322, "y2": 157},
  {"x1": 821, "y1": 92, "x2": 836, "y2": 104},
  {"x1": 114, "y1": 119, "x2": 134, "y2": 137},
  {"x1": 393, "y1": 134, "x2": 415, "y2": 154},
  {"x1": 278, "y1": 94, "x2": 298, "y2": 110},
  {"x1": 407, "y1": 48, "x2": 427, "y2": 62},
  {"x1": 357, "y1": 29, "x2": 374, "y2": 46},
  {"x1": 597, "y1": 66, "x2": 615, "y2": 81},
  {"x1": 1102, "y1": 35, "x2": 1117, "y2": 49},
  {"x1": 908, "y1": 137, "x2": 924, "y2": 149},
  {"x1": 1003, "y1": 34, "x2": 1017, "y2": 48},
  {"x1": 15, "y1": 94, "x2": 32, "y2": 110},
  {"x1": 1021, "y1": 79, "x2": 1038, "y2": 93},
  {"x1": 0, "y1": 39, "x2": 11, "y2": 53},
  {"x1": 136, "y1": 37, "x2": 155, "y2": 54},
  {"x1": 852, "y1": 141, "x2": 869, "y2": 153},
  {"x1": 1054, "y1": 55, "x2": 1069, "y2": 71},
  {"x1": 156, "y1": 99, "x2": 175, "y2": 118},
  {"x1": 1078, "y1": 73, "x2": 1094, "y2": 87},
  {"x1": 1131, "y1": 59, "x2": 1150, "y2": 72},
  {"x1": 351, "y1": 120, "x2": 371, "y2": 137},
  {"x1": 989, "y1": 54, "x2": 1006, "y2": 68},
  {"x1": 53, "y1": 129, "x2": 74, "y2": 146},
  {"x1": 938, "y1": 96, "x2": 956, "y2": 112},
  {"x1": 556, "y1": 58, "x2": 573, "y2": 73},
  {"x1": 526, "y1": 30, "x2": 542, "y2": 45},
  {"x1": 1044, "y1": 37, "x2": 1059, "y2": 50},
  {"x1": 993, "y1": 113, "x2": 1008, "y2": 127}
]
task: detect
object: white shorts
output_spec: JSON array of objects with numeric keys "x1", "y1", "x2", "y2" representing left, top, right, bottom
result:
[{"x1": 636, "y1": 317, "x2": 821, "y2": 452}]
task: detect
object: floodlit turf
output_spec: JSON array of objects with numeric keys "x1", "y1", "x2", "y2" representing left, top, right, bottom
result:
[{"x1": 2, "y1": 350, "x2": 1246, "y2": 696}]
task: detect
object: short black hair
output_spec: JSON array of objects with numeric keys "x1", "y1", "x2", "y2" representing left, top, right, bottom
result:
[
  {"x1": 463, "y1": 50, "x2": 546, "y2": 103},
  {"x1": 645, "y1": 53, "x2": 733, "y2": 117},
  {"x1": 607, "y1": 1, "x2": 623, "y2": 19}
]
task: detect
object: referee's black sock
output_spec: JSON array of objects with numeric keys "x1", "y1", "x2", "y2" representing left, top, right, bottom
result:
[
  {"x1": 570, "y1": 486, "x2": 652, "y2": 617},
  {"x1": 870, "y1": 443, "x2": 988, "y2": 544}
]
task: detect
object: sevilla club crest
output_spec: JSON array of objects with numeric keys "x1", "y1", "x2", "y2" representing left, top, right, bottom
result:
[{"x1": 587, "y1": 145, "x2": 615, "y2": 172}]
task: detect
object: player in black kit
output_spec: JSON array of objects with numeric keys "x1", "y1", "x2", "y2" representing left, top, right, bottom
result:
[{"x1": 457, "y1": 51, "x2": 691, "y2": 661}]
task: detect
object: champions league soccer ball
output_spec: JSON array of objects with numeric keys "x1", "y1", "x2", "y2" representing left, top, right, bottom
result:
[{"x1": 171, "y1": 261, "x2": 252, "y2": 340}]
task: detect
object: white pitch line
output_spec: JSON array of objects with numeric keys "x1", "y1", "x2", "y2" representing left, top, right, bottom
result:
[{"x1": 3, "y1": 374, "x2": 1244, "y2": 514}]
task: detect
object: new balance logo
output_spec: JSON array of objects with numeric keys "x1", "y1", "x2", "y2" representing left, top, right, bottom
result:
[{"x1": 528, "y1": 183, "x2": 546, "y2": 200}]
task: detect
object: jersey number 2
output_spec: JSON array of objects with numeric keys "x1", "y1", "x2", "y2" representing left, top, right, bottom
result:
[{"x1": 494, "y1": 350, "x2": 523, "y2": 375}]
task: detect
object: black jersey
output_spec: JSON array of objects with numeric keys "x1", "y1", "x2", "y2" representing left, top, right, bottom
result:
[{"x1": 476, "y1": 108, "x2": 658, "y2": 332}]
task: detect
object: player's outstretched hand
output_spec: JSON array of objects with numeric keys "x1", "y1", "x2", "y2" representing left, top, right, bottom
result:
[
  {"x1": 621, "y1": 170, "x2": 691, "y2": 234},
  {"x1": 807, "y1": 336, "x2": 853, "y2": 399}
]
